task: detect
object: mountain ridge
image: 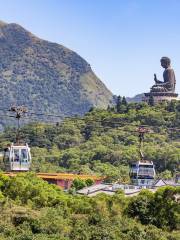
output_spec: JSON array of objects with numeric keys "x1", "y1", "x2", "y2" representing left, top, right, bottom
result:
[
  {"x1": 126, "y1": 93, "x2": 144, "y2": 103},
  {"x1": 0, "y1": 21, "x2": 113, "y2": 128}
]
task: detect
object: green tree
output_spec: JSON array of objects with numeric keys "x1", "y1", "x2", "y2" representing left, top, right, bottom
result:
[
  {"x1": 152, "y1": 186, "x2": 180, "y2": 230},
  {"x1": 158, "y1": 170, "x2": 172, "y2": 180},
  {"x1": 148, "y1": 94, "x2": 155, "y2": 106},
  {"x1": 116, "y1": 95, "x2": 122, "y2": 113},
  {"x1": 127, "y1": 190, "x2": 154, "y2": 225},
  {"x1": 122, "y1": 96, "x2": 127, "y2": 106},
  {"x1": 85, "y1": 178, "x2": 94, "y2": 186},
  {"x1": 71, "y1": 178, "x2": 87, "y2": 190}
]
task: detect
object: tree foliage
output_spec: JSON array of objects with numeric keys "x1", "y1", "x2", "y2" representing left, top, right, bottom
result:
[
  {"x1": 0, "y1": 173, "x2": 178, "y2": 239},
  {"x1": 0, "y1": 101, "x2": 179, "y2": 180}
]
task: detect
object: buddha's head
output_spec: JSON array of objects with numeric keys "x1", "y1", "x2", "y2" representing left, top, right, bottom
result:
[{"x1": 160, "y1": 57, "x2": 171, "y2": 69}]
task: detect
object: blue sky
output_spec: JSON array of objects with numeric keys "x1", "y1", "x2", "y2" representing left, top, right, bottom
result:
[{"x1": 0, "y1": 0, "x2": 180, "y2": 96}]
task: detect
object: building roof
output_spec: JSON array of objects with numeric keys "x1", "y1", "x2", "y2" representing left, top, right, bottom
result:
[
  {"x1": 153, "y1": 178, "x2": 179, "y2": 187},
  {"x1": 77, "y1": 183, "x2": 143, "y2": 197},
  {"x1": 153, "y1": 179, "x2": 167, "y2": 187},
  {"x1": 4, "y1": 172, "x2": 105, "y2": 181},
  {"x1": 77, "y1": 184, "x2": 110, "y2": 195}
]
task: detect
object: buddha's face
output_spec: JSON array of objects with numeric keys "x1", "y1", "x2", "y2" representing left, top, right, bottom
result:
[{"x1": 161, "y1": 60, "x2": 170, "y2": 69}]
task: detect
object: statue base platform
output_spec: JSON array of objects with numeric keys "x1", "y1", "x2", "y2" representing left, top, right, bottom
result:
[{"x1": 143, "y1": 92, "x2": 179, "y2": 103}]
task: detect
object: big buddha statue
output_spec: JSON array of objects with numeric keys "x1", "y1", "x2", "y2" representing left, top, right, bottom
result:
[
  {"x1": 144, "y1": 57, "x2": 178, "y2": 103},
  {"x1": 151, "y1": 57, "x2": 176, "y2": 93}
]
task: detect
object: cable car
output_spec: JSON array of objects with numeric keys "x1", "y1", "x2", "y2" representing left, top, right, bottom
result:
[
  {"x1": 3, "y1": 143, "x2": 31, "y2": 171},
  {"x1": 130, "y1": 160, "x2": 156, "y2": 186}
]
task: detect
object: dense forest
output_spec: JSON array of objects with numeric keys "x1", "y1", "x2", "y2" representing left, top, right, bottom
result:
[
  {"x1": 0, "y1": 99, "x2": 179, "y2": 181},
  {"x1": 0, "y1": 100, "x2": 179, "y2": 239},
  {"x1": 0, "y1": 173, "x2": 179, "y2": 239}
]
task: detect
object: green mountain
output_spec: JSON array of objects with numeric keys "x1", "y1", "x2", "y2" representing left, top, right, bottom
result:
[{"x1": 0, "y1": 21, "x2": 113, "y2": 127}]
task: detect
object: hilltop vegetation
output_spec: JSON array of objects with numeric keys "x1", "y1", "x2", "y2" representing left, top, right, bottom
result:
[
  {"x1": 0, "y1": 100, "x2": 179, "y2": 181},
  {"x1": 0, "y1": 173, "x2": 179, "y2": 240}
]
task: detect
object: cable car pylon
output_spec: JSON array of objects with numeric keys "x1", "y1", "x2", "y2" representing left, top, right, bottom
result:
[
  {"x1": 3, "y1": 106, "x2": 31, "y2": 172},
  {"x1": 138, "y1": 126, "x2": 150, "y2": 161},
  {"x1": 129, "y1": 126, "x2": 156, "y2": 186},
  {"x1": 10, "y1": 106, "x2": 28, "y2": 144}
]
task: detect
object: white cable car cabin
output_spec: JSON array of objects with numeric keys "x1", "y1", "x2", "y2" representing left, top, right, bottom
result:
[
  {"x1": 3, "y1": 143, "x2": 31, "y2": 171},
  {"x1": 130, "y1": 160, "x2": 156, "y2": 186}
]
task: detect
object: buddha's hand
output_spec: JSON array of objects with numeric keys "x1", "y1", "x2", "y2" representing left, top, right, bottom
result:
[{"x1": 154, "y1": 74, "x2": 158, "y2": 83}]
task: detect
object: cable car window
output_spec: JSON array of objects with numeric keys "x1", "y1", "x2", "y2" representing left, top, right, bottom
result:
[
  {"x1": 141, "y1": 180, "x2": 145, "y2": 185},
  {"x1": 14, "y1": 149, "x2": 20, "y2": 162},
  {"x1": 21, "y1": 149, "x2": 28, "y2": 162}
]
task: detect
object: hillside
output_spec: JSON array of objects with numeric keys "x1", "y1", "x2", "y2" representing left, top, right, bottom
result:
[
  {"x1": 0, "y1": 101, "x2": 179, "y2": 239},
  {"x1": 126, "y1": 93, "x2": 144, "y2": 103},
  {"x1": 0, "y1": 21, "x2": 113, "y2": 128},
  {"x1": 0, "y1": 101, "x2": 179, "y2": 180}
]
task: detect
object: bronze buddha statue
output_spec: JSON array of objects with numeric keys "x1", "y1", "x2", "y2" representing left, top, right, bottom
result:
[{"x1": 151, "y1": 57, "x2": 176, "y2": 93}]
